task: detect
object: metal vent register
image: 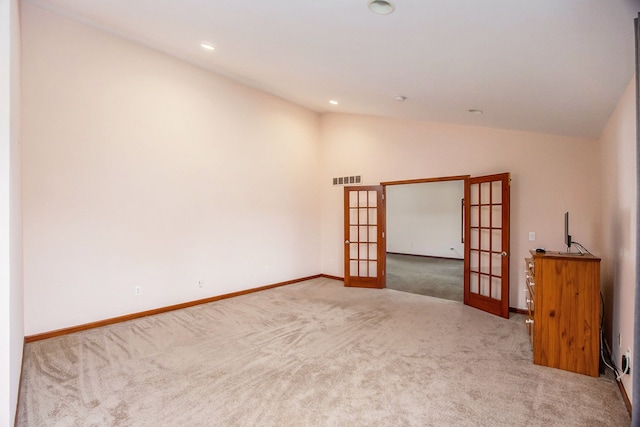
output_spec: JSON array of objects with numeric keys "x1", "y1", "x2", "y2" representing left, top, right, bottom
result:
[{"x1": 333, "y1": 175, "x2": 362, "y2": 186}]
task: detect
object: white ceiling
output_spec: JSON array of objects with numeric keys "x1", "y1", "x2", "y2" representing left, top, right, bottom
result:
[{"x1": 24, "y1": 0, "x2": 640, "y2": 139}]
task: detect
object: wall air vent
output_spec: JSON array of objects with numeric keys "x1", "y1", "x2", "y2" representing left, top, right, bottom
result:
[{"x1": 333, "y1": 175, "x2": 362, "y2": 186}]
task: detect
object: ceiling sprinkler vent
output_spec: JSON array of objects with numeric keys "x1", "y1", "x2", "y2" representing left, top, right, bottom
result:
[{"x1": 369, "y1": 0, "x2": 394, "y2": 15}]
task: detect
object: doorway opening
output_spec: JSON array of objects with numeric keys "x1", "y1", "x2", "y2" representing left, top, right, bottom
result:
[
  {"x1": 344, "y1": 172, "x2": 510, "y2": 318},
  {"x1": 384, "y1": 177, "x2": 465, "y2": 302}
]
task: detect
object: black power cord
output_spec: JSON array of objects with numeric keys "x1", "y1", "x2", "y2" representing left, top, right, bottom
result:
[{"x1": 600, "y1": 292, "x2": 622, "y2": 380}]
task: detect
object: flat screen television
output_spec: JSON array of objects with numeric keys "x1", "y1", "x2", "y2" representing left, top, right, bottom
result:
[{"x1": 564, "y1": 211, "x2": 572, "y2": 250}]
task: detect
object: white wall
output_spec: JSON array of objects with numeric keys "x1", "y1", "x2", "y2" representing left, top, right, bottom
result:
[
  {"x1": 600, "y1": 77, "x2": 636, "y2": 401},
  {"x1": 0, "y1": 0, "x2": 23, "y2": 424},
  {"x1": 21, "y1": 4, "x2": 321, "y2": 335},
  {"x1": 319, "y1": 113, "x2": 602, "y2": 309},
  {"x1": 386, "y1": 181, "x2": 464, "y2": 258}
]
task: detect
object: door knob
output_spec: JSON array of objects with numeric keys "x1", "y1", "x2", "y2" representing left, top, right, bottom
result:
[
  {"x1": 501, "y1": 251, "x2": 508, "y2": 257},
  {"x1": 345, "y1": 240, "x2": 350, "y2": 244}
]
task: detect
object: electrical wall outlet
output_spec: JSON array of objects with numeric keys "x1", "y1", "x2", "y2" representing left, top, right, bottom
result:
[
  {"x1": 622, "y1": 349, "x2": 632, "y2": 375},
  {"x1": 135, "y1": 286, "x2": 142, "y2": 296},
  {"x1": 198, "y1": 280, "x2": 204, "y2": 288}
]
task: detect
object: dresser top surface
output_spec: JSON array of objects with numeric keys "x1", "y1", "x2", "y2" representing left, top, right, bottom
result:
[{"x1": 529, "y1": 250, "x2": 600, "y2": 261}]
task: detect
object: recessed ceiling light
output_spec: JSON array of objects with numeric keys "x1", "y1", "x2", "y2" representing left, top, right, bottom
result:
[
  {"x1": 200, "y1": 43, "x2": 215, "y2": 51},
  {"x1": 395, "y1": 96, "x2": 407, "y2": 102},
  {"x1": 329, "y1": 100, "x2": 339, "y2": 105},
  {"x1": 369, "y1": 0, "x2": 395, "y2": 15},
  {"x1": 468, "y1": 109, "x2": 483, "y2": 115}
]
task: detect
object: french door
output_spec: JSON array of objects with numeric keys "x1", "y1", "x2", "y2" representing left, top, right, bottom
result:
[
  {"x1": 464, "y1": 173, "x2": 511, "y2": 318},
  {"x1": 343, "y1": 186, "x2": 386, "y2": 288},
  {"x1": 341, "y1": 174, "x2": 510, "y2": 319}
]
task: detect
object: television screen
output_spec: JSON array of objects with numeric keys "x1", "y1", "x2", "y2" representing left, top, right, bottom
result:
[{"x1": 564, "y1": 211, "x2": 572, "y2": 249}]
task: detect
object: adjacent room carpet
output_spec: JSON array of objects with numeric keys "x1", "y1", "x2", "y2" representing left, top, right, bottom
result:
[
  {"x1": 17, "y1": 278, "x2": 629, "y2": 426},
  {"x1": 386, "y1": 253, "x2": 464, "y2": 302}
]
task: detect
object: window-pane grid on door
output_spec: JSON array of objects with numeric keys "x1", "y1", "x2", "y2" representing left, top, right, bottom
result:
[
  {"x1": 469, "y1": 180, "x2": 503, "y2": 300},
  {"x1": 464, "y1": 172, "x2": 510, "y2": 318},
  {"x1": 348, "y1": 190, "x2": 379, "y2": 278}
]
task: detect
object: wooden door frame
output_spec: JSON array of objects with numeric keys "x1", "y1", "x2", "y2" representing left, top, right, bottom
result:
[
  {"x1": 381, "y1": 174, "x2": 470, "y2": 292},
  {"x1": 380, "y1": 175, "x2": 470, "y2": 187}
]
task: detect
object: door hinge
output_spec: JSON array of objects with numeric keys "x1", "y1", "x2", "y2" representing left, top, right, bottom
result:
[
  {"x1": 382, "y1": 231, "x2": 385, "y2": 238},
  {"x1": 382, "y1": 270, "x2": 385, "y2": 276}
]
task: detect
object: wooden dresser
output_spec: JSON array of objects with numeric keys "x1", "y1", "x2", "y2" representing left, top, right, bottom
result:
[{"x1": 524, "y1": 250, "x2": 601, "y2": 377}]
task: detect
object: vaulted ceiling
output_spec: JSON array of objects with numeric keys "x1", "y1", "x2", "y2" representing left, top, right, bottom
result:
[{"x1": 25, "y1": 0, "x2": 640, "y2": 138}]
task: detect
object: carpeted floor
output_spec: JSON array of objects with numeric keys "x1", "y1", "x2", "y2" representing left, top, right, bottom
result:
[
  {"x1": 386, "y1": 253, "x2": 464, "y2": 302},
  {"x1": 17, "y1": 278, "x2": 630, "y2": 426}
]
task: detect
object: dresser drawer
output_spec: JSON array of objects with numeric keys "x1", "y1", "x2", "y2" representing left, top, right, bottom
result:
[
  {"x1": 525, "y1": 257, "x2": 535, "y2": 280},
  {"x1": 524, "y1": 257, "x2": 535, "y2": 345},
  {"x1": 526, "y1": 288, "x2": 534, "y2": 314}
]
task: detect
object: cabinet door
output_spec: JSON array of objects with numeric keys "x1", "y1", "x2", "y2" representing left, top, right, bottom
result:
[{"x1": 534, "y1": 256, "x2": 600, "y2": 377}]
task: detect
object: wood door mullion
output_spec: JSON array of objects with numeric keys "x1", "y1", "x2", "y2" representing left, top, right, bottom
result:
[
  {"x1": 501, "y1": 176, "x2": 510, "y2": 306},
  {"x1": 475, "y1": 185, "x2": 482, "y2": 293},
  {"x1": 489, "y1": 182, "x2": 493, "y2": 299},
  {"x1": 358, "y1": 194, "x2": 362, "y2": 277},
  {"x1": 357, "y1": 195, "x2": 361, "y2": 277}
]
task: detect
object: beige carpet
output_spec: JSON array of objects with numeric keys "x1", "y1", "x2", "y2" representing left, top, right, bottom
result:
[
  {"x1": 17, "y1": 278, "x2": 630, "y2": 426},
  {"x1": 386, "y1": 253, "x2": 464, "y2": 302}
]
